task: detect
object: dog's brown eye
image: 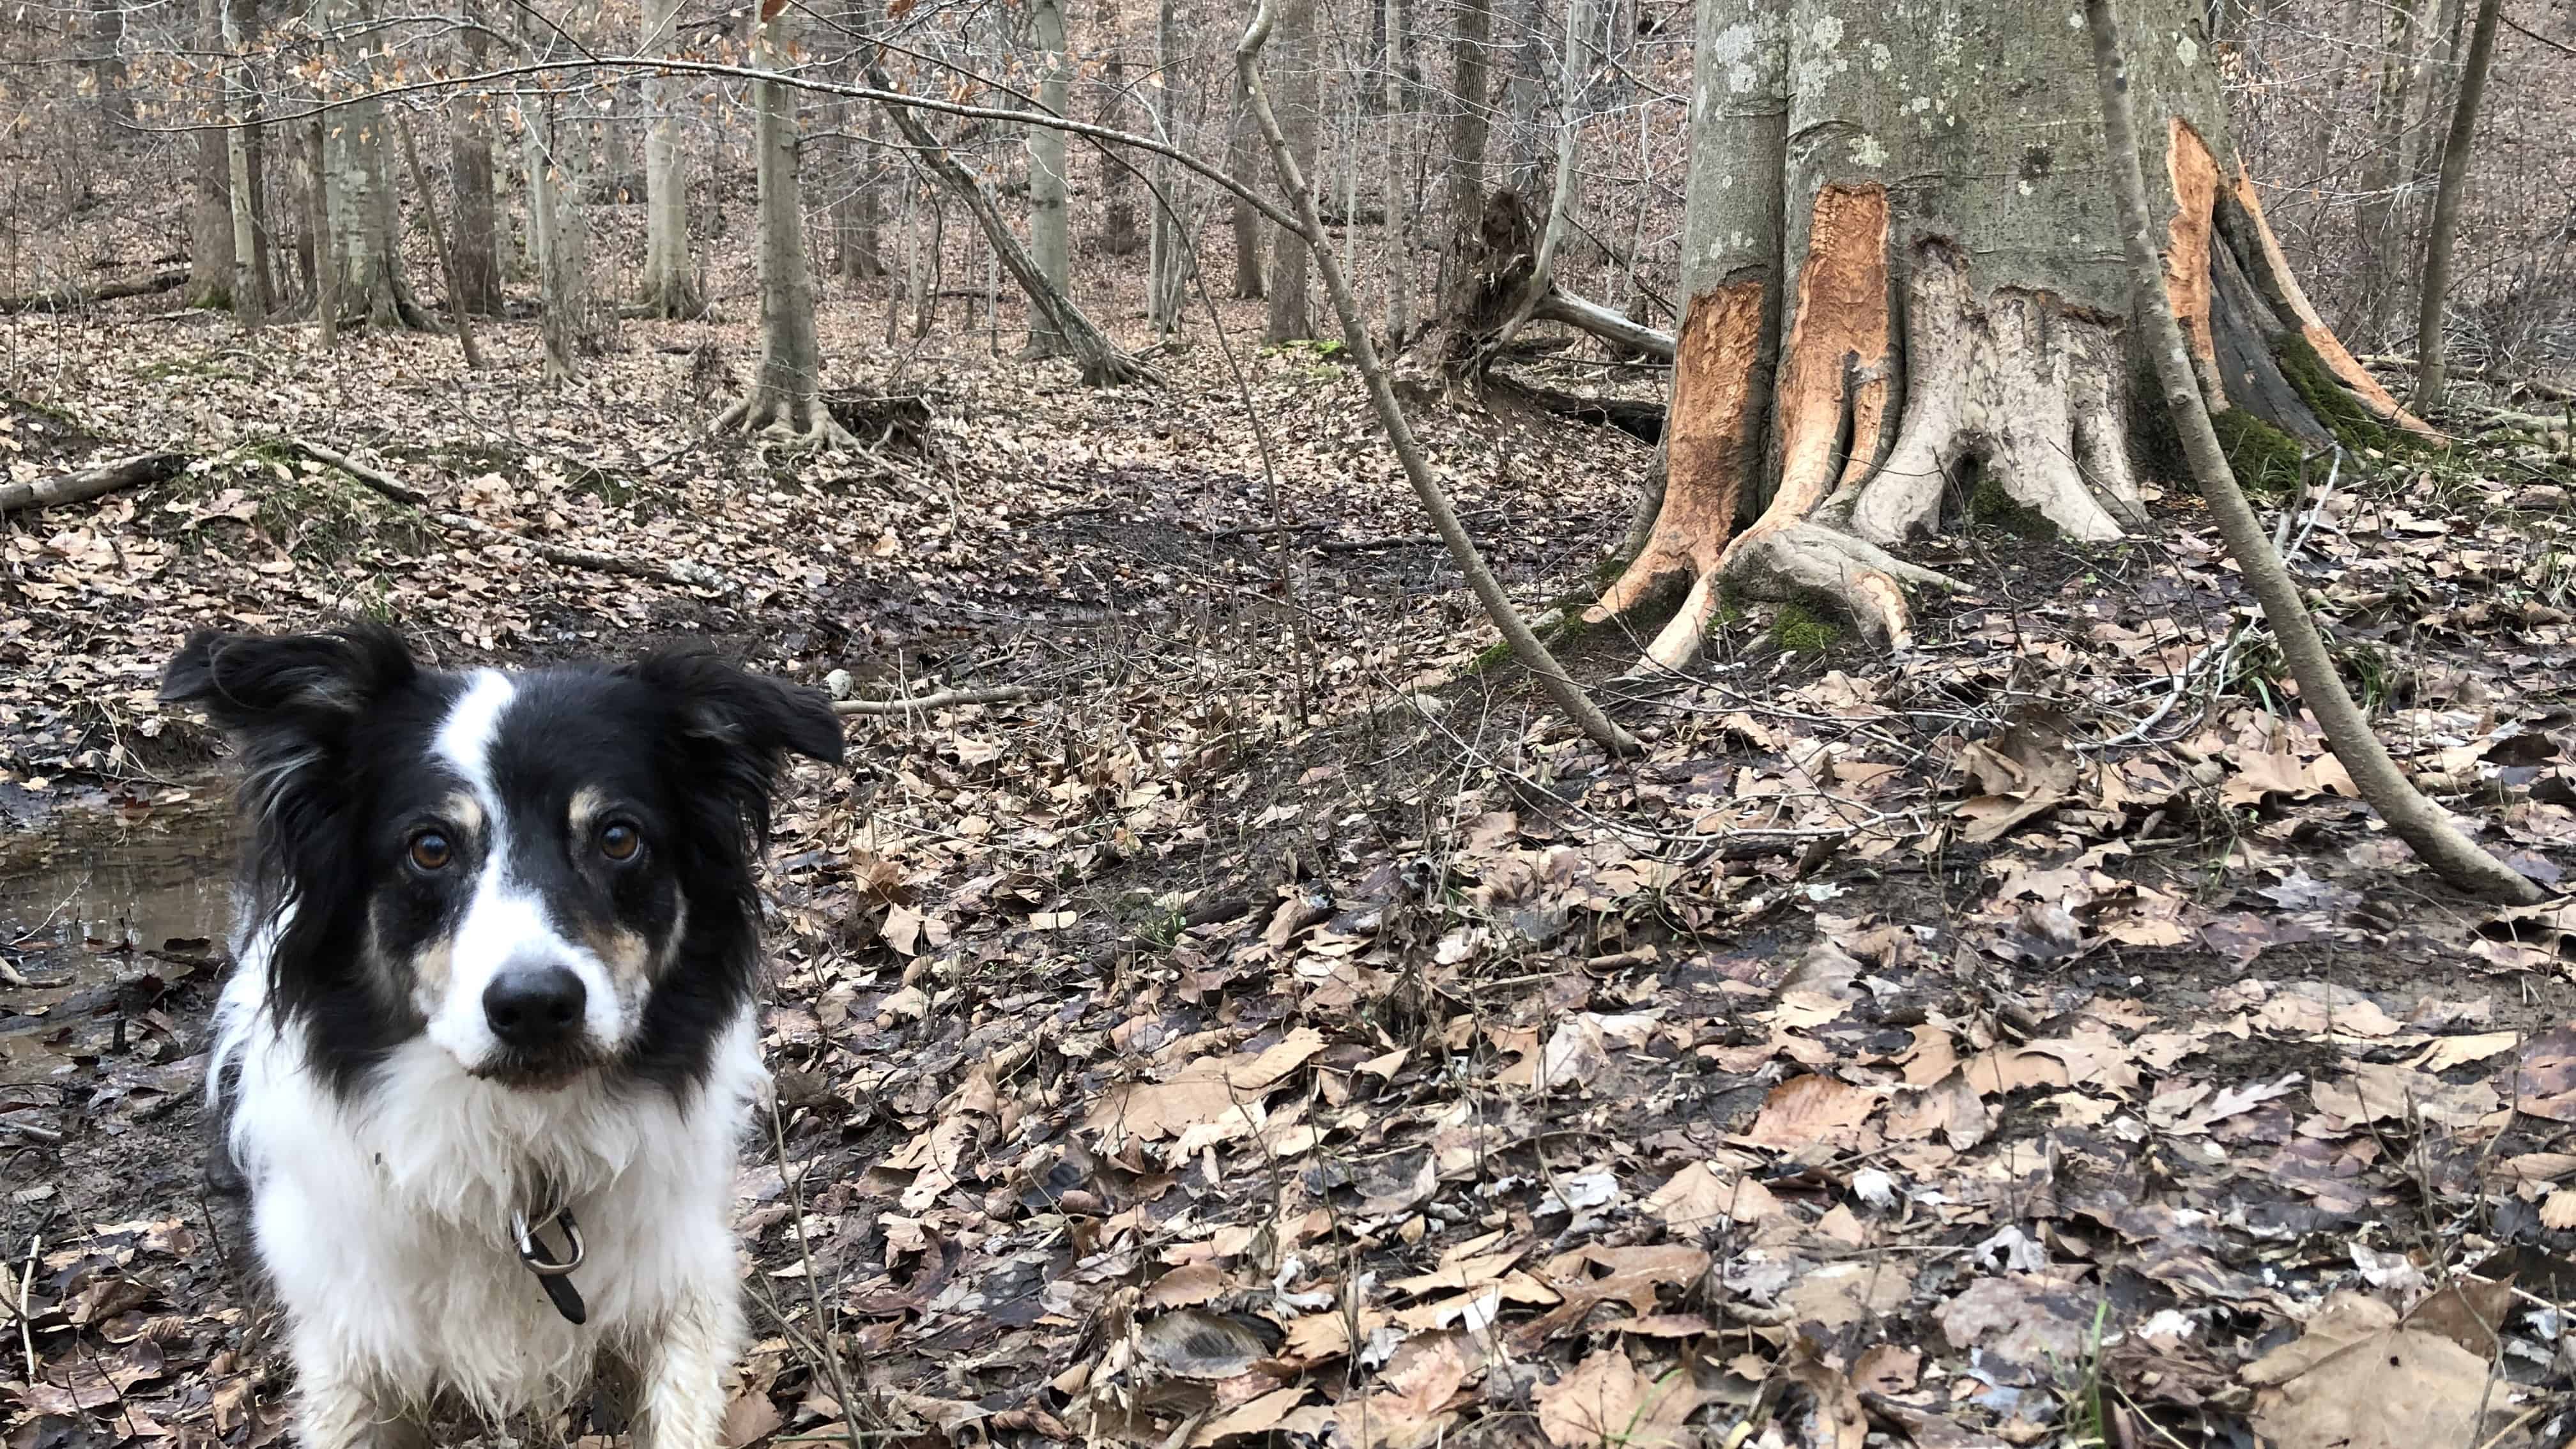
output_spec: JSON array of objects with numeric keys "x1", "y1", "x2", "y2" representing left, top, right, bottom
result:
[
  {"x1": 599, "y1": 822, "x2": 641, "y2": 862},
  {"x1": 408, "y1": 831, "x2": 454, "y2": 871}
]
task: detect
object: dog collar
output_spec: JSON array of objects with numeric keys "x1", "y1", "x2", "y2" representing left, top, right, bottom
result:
[{"x1": 512, "y1": 1205, "x2": 588, "y2": 1324}]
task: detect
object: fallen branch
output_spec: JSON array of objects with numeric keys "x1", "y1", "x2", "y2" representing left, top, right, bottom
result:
[
  {"x1": 833, "y1": 685, "x2": 1037, "y2": 716},
  {"x1": 1238, "y1": 1, "x2": 1638, "y2": 757},
  {"x1": 2087, "y1": 0, "x2": 2543, "y2": 905},
  {"x1": 279, "y1": 436, "x2": 735, "y2": 594},
  {"x1": 0, "y1": 452, "x2": 187, "y2": 516},
  {"x1": 1529, "y1": 288, "x2": 1675, "y2": 362},
  {"x1": 0, "y1": 270, "x2": 188, "y2": 315},
  {"x1": 2356, "y1": 355, "x2": 2573, "y2": 402}
]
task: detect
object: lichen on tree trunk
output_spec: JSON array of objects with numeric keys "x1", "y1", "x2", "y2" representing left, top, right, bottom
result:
[{"x1": 1591, "y1": 0, "x2": 2434, "y2": 667}]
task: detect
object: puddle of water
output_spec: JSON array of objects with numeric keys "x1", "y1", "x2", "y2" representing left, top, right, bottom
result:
[{"x1": 1, "y1": 783, "x2": 235, "y2": 1085}]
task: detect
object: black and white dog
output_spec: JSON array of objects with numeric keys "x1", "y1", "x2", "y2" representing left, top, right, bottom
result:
[{"x1": 164, "y1": 625, "x2": 841, "y2": 1449}]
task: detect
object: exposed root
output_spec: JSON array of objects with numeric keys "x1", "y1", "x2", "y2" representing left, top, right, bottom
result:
[
  {"x1": 713, "y1": 391, "x2": 859, "y2": 453},
  {"x1": 1851, "y1": 241, "x2": 2145, "y2": 548},
  {"x1": 1722, "y1": 523, "x2": 1958, "y2": 651}
]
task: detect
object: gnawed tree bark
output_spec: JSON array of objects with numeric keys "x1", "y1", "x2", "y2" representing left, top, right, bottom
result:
[
  {"x1": 1588, "y1": 0, "x2": 2436, "y2": 670},
  {"x1": 717, "y1": 4, "x2": 858, "y2": 447}
]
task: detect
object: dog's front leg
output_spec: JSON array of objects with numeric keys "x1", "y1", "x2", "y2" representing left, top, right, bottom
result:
[
  {"x1": 294, "y1": 1347, "x2": 424, "y2": 1449},
  {"x1": 632, "y1": 1291, "x2": 740, "y2": 1449}
]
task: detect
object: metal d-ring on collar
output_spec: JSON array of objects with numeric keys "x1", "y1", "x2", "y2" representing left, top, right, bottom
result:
[{"x1": 512, "y1": 1204, "x2": 590, "y2": 1325}]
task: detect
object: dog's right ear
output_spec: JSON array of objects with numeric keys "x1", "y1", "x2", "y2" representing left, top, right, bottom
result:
[{"x1": 160, "y1": 624, "x2": 418, "y2": 744}]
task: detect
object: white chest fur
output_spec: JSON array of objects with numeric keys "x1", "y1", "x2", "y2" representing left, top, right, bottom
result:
[{"x1": 212, "y1": 961, "x2": 763, "y2": 1418}]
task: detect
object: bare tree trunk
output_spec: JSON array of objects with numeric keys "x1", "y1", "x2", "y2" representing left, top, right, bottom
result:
[
  {"x1": 1261, "y1": 0, "x2": 1317, "y2": 341},
  {"x1": 2087, "y1": 0, "x2": 2538, "y2": 906},
  {"x1": 1225, "y1": 70, "x2": 1266, "y2": 298},
  {"x1": 1383, "y1": 0, "x2": 1412, "y2": 344},
  {"x1": 322, "y1": 0, "x2": 422, "y2": 328},
  {"x1": 187, "y1": 0, "x2": 237, "y2": 309},
  {"x1": 716, "y1": 7, "x2": 859, "y2": 446},
  {"x1": 1097, "y1": 0, "x2": 1143, "y2": 256},
  {"x1": 309, "y1": 114, "x2": 337, "y2": 348},
  {"x1": 222, "y1": 0, "x2": 261, "y2": 326},
  {"x1": 395, "y1": 114, "x2": 484, "y2": 369},
  {"x1": 1498, "y1": 0, "x2": 1546, "y2": 195},
  {"x1": 2354, "y1": 0, "x2": 2437, "y2": 345},
  {"x1": 1026, "y1": 0, "x2": 1075, "y2": 358},
  {"x1": 1430, "y1": 0, "x2": 1492, "y2": 371},
  {"x1": 1145, "y1": 0, "x2": 1188, "y2": 339},
  {"x1": 450, "y1": 0, "x2": 503, "y2": 315},
  {"x1": 637, "y1": 0, "x2": 704, "y2": 318},
  {"x1": 834, "y1": 103, "x2": 887, "y2": 282},
  {"x1": 524, "y1": 97, "x2": 577, "y2": 381},
  {"x1": 2412, "y1": 0, "x2": 2503, "y2": 411},
  {"x1": 1490, "y1": 0, "x2": 1589, "y2": 355}
]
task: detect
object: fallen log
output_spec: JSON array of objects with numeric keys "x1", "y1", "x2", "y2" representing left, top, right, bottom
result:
[
  {"x1": 0, "y1": 452, "x2": 187, "y2": 516},
  {"x1": 0, "y1": 270, "x2": 190, "y2": 316},
  {"x1": 1530, "y1": 288, "x2": 1675, "y2": 363}
]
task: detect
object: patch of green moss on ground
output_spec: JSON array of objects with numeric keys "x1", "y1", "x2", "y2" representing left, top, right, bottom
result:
[
  {"x1": 2209, "y1": 407, "x2": 2306, "y2": 500},
  {"x1": 1968, "y1": 477, "x2": 2060, "y2": 540},
  {"x1": 1772, "y1": 601, "x2": 1841, "y2": 656}
]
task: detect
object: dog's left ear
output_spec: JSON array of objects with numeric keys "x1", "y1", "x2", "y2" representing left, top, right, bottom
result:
[{"x1": 631, "y1": 648, "x2": 845, "y2": 766}]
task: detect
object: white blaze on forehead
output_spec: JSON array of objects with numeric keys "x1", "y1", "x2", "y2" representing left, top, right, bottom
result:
[
  {"x1": 434, "y1": 669, "x2": 517, "y2": 795},
  {"x1": 420, "y1": 668, "x2": 634, "y2": 1070}
]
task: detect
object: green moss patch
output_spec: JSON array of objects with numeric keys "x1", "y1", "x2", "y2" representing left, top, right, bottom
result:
[
  {"x1": 1772, "y1": 601, "x2": 1841, "y2": 656},
  {"x1": 2273, "y1": 331, "x2": 2418, "y2": 456},
  {"x1": 2209, "y1": 407, "x2": 2306, "y2": 500}
]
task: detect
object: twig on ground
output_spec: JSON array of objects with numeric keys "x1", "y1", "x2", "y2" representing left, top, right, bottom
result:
[
  {"x1": 832, "y1": 685, "x2": 1038, "y2": 716},
  {"x1": 17, "y1": 1232, "x2": 37, "y2": 1382}
]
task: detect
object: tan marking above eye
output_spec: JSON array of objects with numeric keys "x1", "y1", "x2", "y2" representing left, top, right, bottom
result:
[{"x1": 568, "y1": 786, "x2": 609, "y2": 835}]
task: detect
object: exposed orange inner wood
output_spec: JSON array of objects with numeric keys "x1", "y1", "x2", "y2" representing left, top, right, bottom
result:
[
  {"x1": 1740, "y1": 183, "x2": 1889, "y2": 557},
  {"x1": 2165, "y1": 119, "x2": 2221, "y2": 377},
  {"x1": 1589, "y1": 279, "x2": 1766, "y2": 621},
  {"x1": 2230, "y1": 169, "x2": 2441, "y2": 439}
]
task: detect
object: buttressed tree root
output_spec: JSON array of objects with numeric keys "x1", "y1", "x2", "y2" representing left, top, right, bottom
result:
[{"x1": 1588, "y1": 0, "x2": 2439, "y2": 675}]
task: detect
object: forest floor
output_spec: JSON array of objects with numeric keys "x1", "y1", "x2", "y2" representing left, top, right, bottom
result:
[{"x1": 8, "y1": 289, "x2": 2576, "y2": 1449}]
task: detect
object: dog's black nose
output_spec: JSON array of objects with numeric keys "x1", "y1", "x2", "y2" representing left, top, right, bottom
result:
[{"x1": 484, "y1": 963, "x2": 586, "y2": 1051}]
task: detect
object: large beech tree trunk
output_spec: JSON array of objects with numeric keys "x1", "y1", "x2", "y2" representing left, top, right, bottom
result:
[{"x1": 1589, "y1": 0, "x2": 2434, "y2": 669}]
